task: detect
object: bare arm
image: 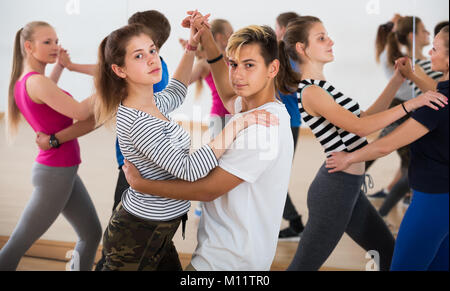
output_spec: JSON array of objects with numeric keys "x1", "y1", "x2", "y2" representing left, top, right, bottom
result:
[
  {"x1": 326, "y1": 117, "x2": 430, "y2": 172},
  {"x1": 200, "y1": 29, "x2": 237, "y2": 113},
  {"x1": 189, "y1": 59, "x2": 209, "y2": 85},
  {"x1": 49, "y1": 47, "x2": 68, "y2": 84},
  {"x1": 408, "y1": 65, "x2": 439, "y2": 92},
  {"x1": 123, "y1": 161, "x2": 243, "y2": 202},
  {"x1": 66, "y1": 63, "x2": 97, "y2": 76},
  {"x1": 172, "y1": 13, "x2": 210, "y2": 86},
  {"x1": 303, "y1": 86, "x2": 447, "y2": 137},
  {"x1": 26, "y1": 74, "x2": 94, "y2": 121},
  {"x1": 362, "y1": 69, "x2": 405, "y2": 116},
  {"x1": 36, "y1": 115, "x2": 98, "y2": 150},
  {"x1": 49, "y1": 64, "x2": 65, "y2": 84},
  {"x1": 397, "y1": 57, "x2": 438, "y2": 93}
]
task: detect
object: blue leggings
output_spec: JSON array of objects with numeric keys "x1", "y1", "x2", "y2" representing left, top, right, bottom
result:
[{"x1": 391, "y1": 191, "x2": 449, "y2": 271}]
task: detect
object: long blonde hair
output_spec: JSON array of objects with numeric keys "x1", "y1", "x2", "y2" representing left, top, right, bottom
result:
[{"x1": 7, "y1": 21, "x2": 52, "y2": 138}]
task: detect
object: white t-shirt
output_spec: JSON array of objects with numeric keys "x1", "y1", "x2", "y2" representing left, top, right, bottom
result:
[{"x1": 191, "y1": 97, "x2": 294, "y2": 271}]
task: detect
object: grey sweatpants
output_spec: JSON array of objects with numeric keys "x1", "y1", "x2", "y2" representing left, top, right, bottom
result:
[
  {"x1": 0, "y1": 163, "x2": 102, "y2": 271},
  {"x1": 287, "y1": 163, "x2": 395, "y2": 271}
]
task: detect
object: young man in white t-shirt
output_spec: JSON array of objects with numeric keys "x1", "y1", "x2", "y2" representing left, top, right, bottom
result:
[{"x1": 122, "y1": 21, "x2": 296, "y2": 270}]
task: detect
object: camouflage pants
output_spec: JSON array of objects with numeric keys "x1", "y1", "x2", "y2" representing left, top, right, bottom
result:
[{"x1": 101, "y1": 203, "x2": 183, "y2": 271}]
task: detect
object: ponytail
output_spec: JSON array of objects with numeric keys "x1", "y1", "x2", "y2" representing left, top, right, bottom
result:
[
  {"x1": 7, "y1": 21, "x2": 51, "y2": 139},
  {"x1": 375, "y1": 22, "x2": 394, "y2": 63},
  {"x1": 276, "y1": 40, "x2": 301, "y2": 94},
  {"x1": 277, "y1": 16, "x2": 321, "y2": 94},
  {"x1": 94, "y1": 24, "x2": 152, "y2": 127},
  {"x1": 7, "y1": 28, "x2": 24, "y2": 138},
  {"x1": 386, "y1": 32, "x2": 405, "y2": 67},
  {"x1": 381, "y1": 16, "x2": 422, "y2": 67}
]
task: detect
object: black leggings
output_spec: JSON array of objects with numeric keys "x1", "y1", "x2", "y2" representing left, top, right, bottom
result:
[{"x1": 287, "y1": 164, "x2": 395, "y2": 271}]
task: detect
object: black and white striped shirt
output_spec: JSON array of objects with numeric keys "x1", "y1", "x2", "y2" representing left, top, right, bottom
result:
[
  {"x1": 410, "y1": 59, "x2": 444, "y2": 96},
  {"x1": 298, "y1": 79, "x2": 368, "y2": 156},
  {"x1": 117, "y1": 79, "x2": 219, "y2": 221}
]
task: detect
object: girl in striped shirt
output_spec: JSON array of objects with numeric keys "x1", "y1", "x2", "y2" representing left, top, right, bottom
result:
[
  {"x1": 94, "y1": 14, "x2": 277, "y2": 271},
  {"x1": 277, "y1": 16, "x2": 446, "y2": 271}
]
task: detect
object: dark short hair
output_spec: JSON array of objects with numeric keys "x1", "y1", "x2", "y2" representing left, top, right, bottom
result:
[
  {"x1": 435, "y1": 21, "x2": 449, "y2": 37},
  {"x1": 128, "y1": 10, "x2": 171, "y2": 49},
  {"x1": 276, "y1": 12, "x2": 301, "y2": 28}
]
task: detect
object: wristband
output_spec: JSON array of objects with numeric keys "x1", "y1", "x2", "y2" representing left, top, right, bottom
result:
[
  {"x1": 49, "y1": 134, "x2": 60, "y2": 148},
  {"x1": 207, "y1": 54, "x2": 224, "y2": 64},
  {"x1": 186, "y1": 43, "x2": 198, "y2": 51},
  {"x1": 401, "y1": 103, "x2": 411, "y2": 116}
]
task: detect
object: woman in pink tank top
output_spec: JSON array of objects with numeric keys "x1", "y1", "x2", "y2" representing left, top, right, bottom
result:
[{"x1": 0, "y1": 21, "x2": 101, "y2": 271}]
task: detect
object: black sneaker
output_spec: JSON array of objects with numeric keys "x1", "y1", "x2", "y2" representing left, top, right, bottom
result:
[
  {"x1": 278, "y1": 227, "x2": 302, "y2": 242},
  {"x1": 368, "y1": 189, "x2": 388, "y2": 200}
]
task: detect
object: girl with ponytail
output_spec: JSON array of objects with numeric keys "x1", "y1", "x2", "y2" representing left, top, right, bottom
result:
[
  {"x1": 120, "y1": 11, "x2": 297, "y2": 270},
  {"x1": 327, "y1": 26, "x2": 449, "y2": 271},
  {"x1": 1, "y1": 21, "x2": 101, "y2": 271},
  {"x1": 97, "y1": 13, "x2": 277, "y2": 271},
  {"x1": 277, "y1": 16, "x2": 447, "y2": 271}
]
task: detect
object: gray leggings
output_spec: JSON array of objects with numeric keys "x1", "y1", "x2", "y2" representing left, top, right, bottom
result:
[
  {"x1": 287, "y1": 164, "x2": 395, "y2": 271},
  {"x1": 0, "y1": 163, "x2": 102, "y2": 271}
]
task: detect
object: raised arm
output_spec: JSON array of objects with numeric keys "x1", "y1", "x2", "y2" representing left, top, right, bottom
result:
[
  {"x1": 172, "y1": 13, "x2": 210, "y2": 86},
  {"x1": 362, "y1": 66, "x2": 405, "y2": 116},
  {"x1": 184, "y1": 11, "x2": 237, "y2": 113},
  {"x1": 302, "y1": 85, "x2": 447, "y2": 137},
  {"x1": 66, "y1": 63, "x2": 97, "y2": 76},
  {"x1": 200, "y1": 29, "x2": 237, "y2": 113},
  {"x1": 49, "y1": 47, "x2": 68, "y2": 84},
  {"x1": 189, "y1": 59, "x2": 210, "y2": 85},
  {"x1": 397, "y1": 57, "x2": 439, "y2": 93},
  {"x1": 26, "y1": 74, "x2": 94, "y2": 121},
  {"x1": 49, "y1": 48, "x2": 97, "y2": 84}
]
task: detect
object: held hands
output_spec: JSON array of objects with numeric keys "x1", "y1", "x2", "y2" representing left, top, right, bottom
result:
[
  {"x1": 179, "y1": 38, "x2": 207, "y2": 59},
  {"x1": 181, "y1": 10, "x2": 211, "y2": 48},
  {"x1": 35, "y1": 132, "x2": 51, "y2": 151},
  {"x1": 325, "y1": 152, "x2": 352, "y2": 173},
  {"x1": 395, "y1": 57, "x2": 414, "y2": 80},
  {"x1": 57, "y1": 47, "x2": 72, "y2": 70}
]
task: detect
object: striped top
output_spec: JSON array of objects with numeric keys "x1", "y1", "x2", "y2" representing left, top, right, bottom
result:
[
  {"x1": 410, "y1": 59, "x2": 443, "y2": 96},
  {"x1": 298, "y1": 79, "x2": 368, "y2": 156},
  {"x1": 117, "y1": 79, "x2": 219, "y2": 221}
]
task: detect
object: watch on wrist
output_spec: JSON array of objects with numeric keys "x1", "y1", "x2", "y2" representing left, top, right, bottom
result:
[{"x1": 49, "y1": 134, "x2": 60, "y2": 148}]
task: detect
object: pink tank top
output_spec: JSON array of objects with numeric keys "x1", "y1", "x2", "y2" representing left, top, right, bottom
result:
[
  {"x1": 14, "y1": 72, "x2": 81, "y2": 167},
  {"x1": 205, "y1": 72, "x2": 230, "y2": 117}
]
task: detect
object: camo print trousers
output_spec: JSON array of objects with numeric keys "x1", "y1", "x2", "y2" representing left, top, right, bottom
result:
[{"x1": 101, "y1": 203, "x2": 184, "y2": 271}]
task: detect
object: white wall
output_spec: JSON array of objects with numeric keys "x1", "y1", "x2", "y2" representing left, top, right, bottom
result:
[{"x1": 0, "y1": 0, "x2": 448, "y2": 123}]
